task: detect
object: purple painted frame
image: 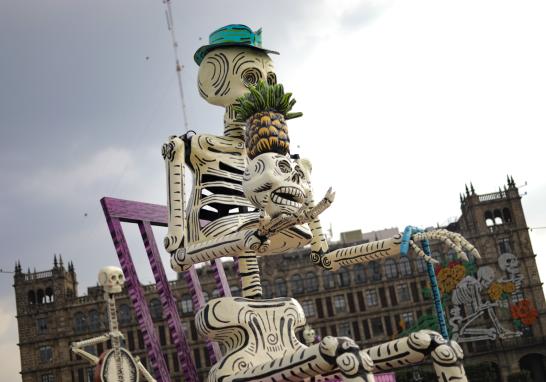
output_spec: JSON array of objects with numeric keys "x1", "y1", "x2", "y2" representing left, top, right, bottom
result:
[{"x1": 101, "y1": 197, "x2": 231, "y2": 381}]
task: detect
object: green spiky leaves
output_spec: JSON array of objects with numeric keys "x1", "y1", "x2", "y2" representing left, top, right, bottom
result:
[{"x1": 234, "y1": 81, "x2": 303, "y2": 122}]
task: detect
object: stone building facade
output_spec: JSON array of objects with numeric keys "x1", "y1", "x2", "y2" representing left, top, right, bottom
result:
[{"x1": 13, "y1": 179, "x2": 546, "y2": 382}]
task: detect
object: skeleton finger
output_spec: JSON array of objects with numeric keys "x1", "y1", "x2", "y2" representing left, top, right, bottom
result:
[
  {"x1": 307, "y1": 187, "x2": 335, "y2": 220},
  {"x1": 409, "y1": 240, "x2": 438, "y2": 264},
  {"x1": 440, "y1": 230, "x2": 481, "y2": 259},
  {"x1": 413, "y1": 231, "x2": 468, "y2": 261}
]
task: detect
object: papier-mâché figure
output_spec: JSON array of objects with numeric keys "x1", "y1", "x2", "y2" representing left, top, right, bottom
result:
[
  {"x1": 163, "y1": 24, "x2": 480, "y2": 382},
  {"x1": 70, "y1": 266, "x2": 156, "y2": 382}
]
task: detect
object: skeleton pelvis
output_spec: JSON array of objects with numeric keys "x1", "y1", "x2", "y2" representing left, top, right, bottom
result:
[{"x1": 195, "y1": 297, "x2": 307, "y2": 375}]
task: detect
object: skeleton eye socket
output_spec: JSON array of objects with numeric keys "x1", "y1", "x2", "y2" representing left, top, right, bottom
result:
[
  {"x1": 111, "y1": 275, "x2": 116, "y2": 281},
  {"x1": 278, "y1": 159, "x2": 292, "y2": 174},
  {"x1": 267, "y1": 72, "x2": 277, "y2": 85},
  {"x1": 242, "y1": 68, "x2": 262, "y2": 87}
]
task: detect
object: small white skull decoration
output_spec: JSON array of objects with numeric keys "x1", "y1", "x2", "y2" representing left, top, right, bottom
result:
[
  {"x1": 498, "y1": 253, "x2": 520, "y2": 275},
  {"x1": 302, "y1": 324, "x2": 316, "y2": 346},
  {"x1": 98, "y1": 266, "x2": 125, "y2": 295},
  {"x1": 477, "y1": 266, "x2": 496, "y2": 288},
  {"x1": 243, "y1": 153, "x2": 310, "y2": 218}
]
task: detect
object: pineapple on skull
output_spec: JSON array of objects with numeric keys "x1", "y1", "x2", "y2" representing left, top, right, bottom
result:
[{"x1": 236, "y1": 81, "x2": 334, "y2": 234}]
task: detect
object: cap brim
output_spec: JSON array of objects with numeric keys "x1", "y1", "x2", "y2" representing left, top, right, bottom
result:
[{"x1": 194, "y1": 43, "x2": 279, "y2": 65}]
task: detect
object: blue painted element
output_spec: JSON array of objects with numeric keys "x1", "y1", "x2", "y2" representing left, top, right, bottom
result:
[
  {"x1": 422, "y1": 238, "x2": 449, "y2": 339},
  {"x1": 400, "y1": 226, "x2": 423, "y2": 256},
  {"x1": 194, "y1": 24, "x2": 279, "y2": 65},
  {"x1": 401, "y1": 225, "x2": 449, "y2": 339}
]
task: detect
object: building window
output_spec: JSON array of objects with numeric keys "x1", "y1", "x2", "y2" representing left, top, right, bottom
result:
[
  {"x1": 304, "y1": 272, "x2": 319, "y2": 292},
  {"x1": 399, "y1": 257, "x2": 412, "y2": 276},
  {"x1": 118, "y1": 304, "x2": 131, "y2": 325},
  {"x1": 498, "y1": 238, "x2": 511, "y2": 254},
  {"x1": 370, "y1": 261, "x2": 382, "y2": 281},
  {"x1": 74, "y1": 312, "x2": 87, "y2": 333},
  {"x1": 291, "y1": 274, "x2": 304, "y2": 294},
  {"x1": 415, "y1": 257, "x2": 427, "y2": 273},
  {"x1": 150, "y1": 298, "x2": 162, "y2": 320},
  {"x1": 88, "y1": 310, "x2": 101, "y2": 331},
  {"x1": 333, "y1": 295, "x2": 347, "y2": 313},
  {"x1": 366, "y1": 290, "x2": 378, "y2": 306},
  {"x1": 401, "y1": 311, "x2": 414, "y2": 327},
  {"x1": 203, "y1": 291, "x2": 209, "y2": 302},
  {"x1": 41, "y1": 374, "x2": 55, "y2": 382},
  {"x1": 337, "y1": 268, "x2": 351, "y2": 287},
  {"x1": 179, "y1": 295, "x2": 193, "y2": 314},
  {"x1": 275, "y1": 278, "x2": 287, "y2": 297},
  {"x1": 397, "y1": 284, "x2": 411, "y2": 302},
  {"x1": 323, "y1": 272, "x2": 336, "y2": 289},
  {"x1": 338, "y1": 322, "x2": 352, "y2": 337},
  {"x1": 261, "y1": 281, "x2": 272, "y2": 299},
  {"x1": 354, "y1": 264, "x2": 366, "y2": 284},
  {"x1": 44, "y1": 287, "x2": 54, "y2": 303},
  {"x1": 384, "y1": 260, "x2": 398, "y2": 279},
  {"x1": 28, "y1": 290, "x2": 36, "y2": 305},
  {"x1": 371, "y1": 317, "x2": 384, "y2": 336},
  {"x1": 39, "y1": 346, "x2": 53, "y2": 363},
  {"x1": 301, "y1": 300, "x2": 316, "y2": 317},
  {"x1": 212, "y1": 289, "x2": 221, "y2": 298},
  {"x1": 36, "y1": 318, "x2": 48, "y2": 334}
]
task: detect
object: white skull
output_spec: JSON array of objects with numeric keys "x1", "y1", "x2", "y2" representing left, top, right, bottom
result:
[
  {"x1": 243, "y1": 153, "x2": 311, "y2": 218},
  {"x1": 98, "y1": 266, "x2": 125, "y2": 295},
  {"x1": 197, "y1": 46, "x2": 276, "y2": 107},
  {"x1": 302, "y1": 324, "x2": 316, "y2": 346},
  {"x1": 477, "y1": 266, "x2": 495, "y2": 288},
  {"x1": 498, "y1": 253, "x2": 519, "y2": 274}
]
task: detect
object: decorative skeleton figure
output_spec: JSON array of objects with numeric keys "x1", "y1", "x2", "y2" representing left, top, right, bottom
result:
[
  {"x1": 71, "y1": 266, "x2": 156, "y2": 382},
  {"x1": 163, "y1": 24, "x2": 478, "y2": 382},
  {"x1": 449, "y1": 266, "x2": 521, "y2": 342},
  {"x1": 498, "y1": 252, "x2": 524, "y2": 302}
]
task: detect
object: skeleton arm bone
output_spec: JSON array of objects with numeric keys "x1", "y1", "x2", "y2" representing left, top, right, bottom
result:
[
  {"x1": 171, "y1": 229, "x2": 269, "y2": 272},
  {"x1": 314, "y1": 229, "x2": 480, "y2": 271},
  {"x1": 162, "y1": 135, "x2": 186, "y2": 253},
  {"x1": 70, "y1": 333, "x2": 110, "y2": 365},
  {"x1": 135, "y1": 356, "x2": 157, "y2": 382}
]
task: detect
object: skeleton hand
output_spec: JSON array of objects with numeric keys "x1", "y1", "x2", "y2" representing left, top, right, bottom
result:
[
  {"x1": 401, "y1": 226, "x2": 480, "y2": 263},
  {"x1": 257, "y1": 188, "x2": 335, "y2": 237},
  {"x1": 110, "y1": 331, "x2": 125, "y2": 341}
]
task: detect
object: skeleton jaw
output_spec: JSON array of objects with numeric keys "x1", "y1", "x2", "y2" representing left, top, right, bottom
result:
[{"x1": 270, "y1": 186, "x2": 305, "y2": 212}]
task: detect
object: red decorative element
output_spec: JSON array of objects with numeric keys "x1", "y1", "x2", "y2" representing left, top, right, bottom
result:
[{"x1": 511, "y1": 299, "x2": 538, "y2": 326}]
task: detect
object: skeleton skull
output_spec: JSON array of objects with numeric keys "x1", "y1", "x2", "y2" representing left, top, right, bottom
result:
[
  {"x1": 243, "y1": 153, "x2": 311, "y2": 218},
  {"x1": 98, "y1": 266, "x2": 125, "y2": 295},
  {"x1": 477, "y1": 266, "x2": 495, "y2": 288},
  {"x1": 302, "y1": 324, "x2": 316, "y2": 346},
  {"x1": 198, "y1": 47, "x2": 276, "y2": 107},
  {"x1": 498, "y1": 253, "x2": 519, "y2": 274}
]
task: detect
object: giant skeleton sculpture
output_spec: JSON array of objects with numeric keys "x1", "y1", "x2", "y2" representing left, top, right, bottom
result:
[
  {"x1": 162, "y1": 24, "x2": 480, "y2": 382},
  {"x1": 71, "y1": 266, "x2": 156, "y2": 382}
]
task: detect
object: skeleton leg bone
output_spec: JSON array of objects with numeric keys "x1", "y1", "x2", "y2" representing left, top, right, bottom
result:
[
  {"x1": 209, "y1": 337, "x2": 375, "y2": 382},
  {"x1": 365, "y1": 330, "x2": 467, "y2": 382}
]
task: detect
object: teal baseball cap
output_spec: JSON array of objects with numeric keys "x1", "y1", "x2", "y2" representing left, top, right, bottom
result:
[{"x1": 194, "y1": 24, "x2": 279, "y2": 65}]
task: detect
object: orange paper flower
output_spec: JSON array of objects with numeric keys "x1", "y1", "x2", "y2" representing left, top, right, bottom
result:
[{"x1": 511, "y1": 299, "x2": 538, "y2": 326}]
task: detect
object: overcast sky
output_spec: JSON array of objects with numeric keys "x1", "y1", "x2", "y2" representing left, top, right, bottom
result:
[{"x1": 2, "y1": 0, "x2": 546, "y2": 380}]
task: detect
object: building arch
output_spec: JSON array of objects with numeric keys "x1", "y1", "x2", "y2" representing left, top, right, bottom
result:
[
  {"x1": 45, "y1": 287, "x2": 54, "y2": 303},
  {"x1": 493, "y1": 209, "x2": 503, "y2": 225},
  {"x1": 28, "y1": 290, "x2": 36, "y2": 305},
  {"x1": 519, "y1": 353, "x2": 546, "y2": 382},
  {"x1": 484, "y1": 210, "x2": 494, "y2": 227},
  {"x1": 37, "y1": 289, "x2": 44, "y2": 304},
  {"x1": 304, "y1": 272, "x2": 318, "y2": 292},
  {"x1": 503, "y1": 207, "x2": 512, "y2": 223}
]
